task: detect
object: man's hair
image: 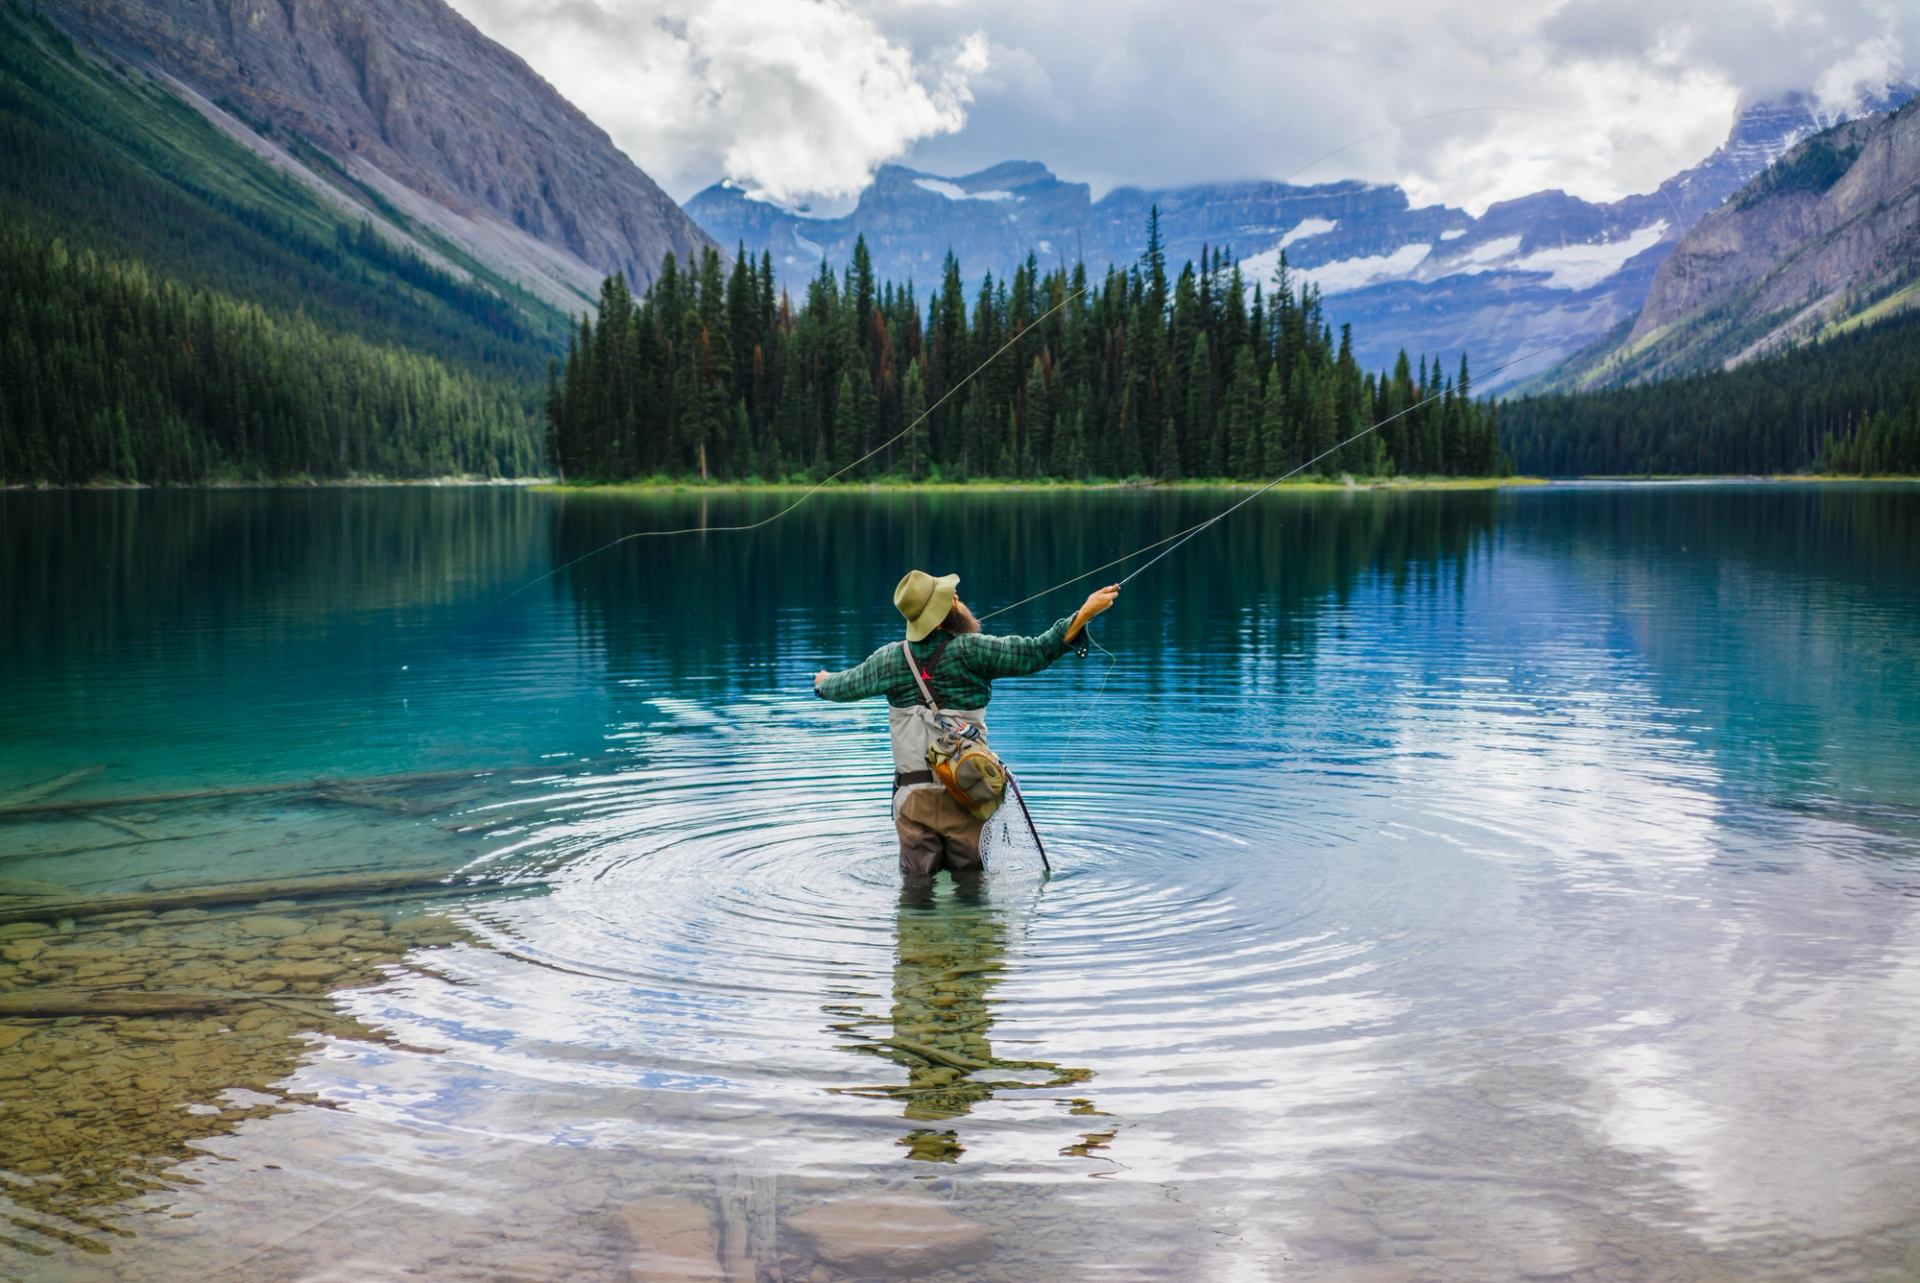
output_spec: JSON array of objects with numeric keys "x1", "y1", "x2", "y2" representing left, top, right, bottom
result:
[{"x1": 940, "y1": 599, "x2": 981, "y2": 635}]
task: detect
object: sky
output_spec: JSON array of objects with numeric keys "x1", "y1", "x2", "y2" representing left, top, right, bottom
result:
[{"x1": 447, "y1": 0, "x2": 1917, "y2": 214}]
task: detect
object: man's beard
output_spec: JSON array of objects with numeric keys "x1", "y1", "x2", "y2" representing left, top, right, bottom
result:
[{"x1": 942, "y1": 600, "x2": 981, "y2": 634}]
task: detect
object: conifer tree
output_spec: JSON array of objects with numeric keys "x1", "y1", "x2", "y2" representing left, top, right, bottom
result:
[
  {"x1": 900, "y1": 357, "x2": 927, "y2": 479},
  {"x1": 1226, "y1": 346, "x2": 1260, "y2": 477}
]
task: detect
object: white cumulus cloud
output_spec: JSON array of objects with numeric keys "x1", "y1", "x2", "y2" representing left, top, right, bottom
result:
[
  {"x1": 452, "y1": 0, "x2": 1915, "y2": 214},
  {"x1": 448, "y1": 0, "x2": 987, "y2": 202}
]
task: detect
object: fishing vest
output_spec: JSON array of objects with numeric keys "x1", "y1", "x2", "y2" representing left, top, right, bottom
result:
[{"x1": 888, "y1": 636, "x2": 1006, "y2": 821}]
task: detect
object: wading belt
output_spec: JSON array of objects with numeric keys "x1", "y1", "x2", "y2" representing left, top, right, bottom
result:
[{"x1": 893, "y1": 634, "x2": 954, "y2": 792}]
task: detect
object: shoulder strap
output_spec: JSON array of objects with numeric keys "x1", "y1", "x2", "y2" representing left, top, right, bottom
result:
[{"x1": 901, "y1": 635, "x2": 955, "y2": 711}]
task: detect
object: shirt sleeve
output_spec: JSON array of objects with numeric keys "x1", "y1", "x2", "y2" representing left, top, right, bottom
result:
[
  {"x1": 814, "y1": 643, "x2": 900, "y2": 702},
  {"x1": 962, "y1": 616, "x2": 1088, "y2": 679}
]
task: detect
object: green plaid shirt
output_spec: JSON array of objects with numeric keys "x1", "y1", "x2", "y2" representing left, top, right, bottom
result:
[{"x1": 815, "y1": 617, "x2": 1088, "y2": 709}]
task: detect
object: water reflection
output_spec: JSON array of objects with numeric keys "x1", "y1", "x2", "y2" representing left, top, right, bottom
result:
[
  {"x1": 6, "y1": 484, "x2": 1920, "y2": 1281},
  {"x1": 548, "y1": 487, "x2": 1502, "y2": 711},
  {"x1": 828, "y1": 877, "x2": 1092, "y2": 1163}
]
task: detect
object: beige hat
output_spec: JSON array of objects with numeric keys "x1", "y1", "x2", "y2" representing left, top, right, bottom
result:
[{"x1": 894, "y1": 569, "x2": 960, "y2": 642}]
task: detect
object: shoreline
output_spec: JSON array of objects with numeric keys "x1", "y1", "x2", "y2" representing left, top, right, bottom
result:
[
  {"x1": 6, "y1": 474, "x2": 1919, "y2": 494},
  {"x1": 533, "y1": 476, "x2": 1550, "y2": 495},
  {"x1": 0, "y1": 475, "x2": 548, "y2": 493}
]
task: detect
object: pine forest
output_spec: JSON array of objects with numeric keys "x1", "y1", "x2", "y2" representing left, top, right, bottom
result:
[{"x1": 545, "y1": 217, "x2": 1504, "y2": 484}]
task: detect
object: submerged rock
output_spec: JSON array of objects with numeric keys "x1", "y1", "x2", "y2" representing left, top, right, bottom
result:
[
  {"x1": 786, "y1": 1192, "x2": 990, "y2": 1273},
  {"x1": 614, "y1": 1195, "x2": 725, "y2": 1281}
]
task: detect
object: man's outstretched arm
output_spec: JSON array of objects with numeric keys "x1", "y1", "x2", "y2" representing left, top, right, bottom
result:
[
  {"x1": 968, "y1": 585, "x2": 1121, "y2": 679},
  {"x1": 813, "y1": 645, "x2": 897, "y2": 701}
]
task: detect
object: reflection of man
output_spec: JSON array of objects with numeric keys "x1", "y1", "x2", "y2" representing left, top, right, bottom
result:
[
  {"x1": 833, "y1": 879, "x2": 1092, "y2": 1163},
  {"x1": 812, "y1": 570, "x2": 1118, "y2": 881}
]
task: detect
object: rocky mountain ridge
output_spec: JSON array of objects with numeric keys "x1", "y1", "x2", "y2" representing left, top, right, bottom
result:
[
  {"x1": 689, "y1": 88, "x2": 1912, "y2": 387},
  {"x1": 47, "y1": 0, "x2": 713, "y2": 308},
  {"x1": 1552, "y1": 99, "x2": 1920, "y2": 388}
]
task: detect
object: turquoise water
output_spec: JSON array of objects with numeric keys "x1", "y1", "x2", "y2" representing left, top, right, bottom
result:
[{"x1": 4, "y1": 484, "x2": 1920, "y2": 1281}]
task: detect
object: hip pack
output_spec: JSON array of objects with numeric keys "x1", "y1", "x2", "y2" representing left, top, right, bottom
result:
[{"x1": 902, "y1": 637, "x2": 1008, "y2": 821}]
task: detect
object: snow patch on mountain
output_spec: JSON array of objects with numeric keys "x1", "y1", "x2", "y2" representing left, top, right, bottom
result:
[
  {"x1": 1512, "y1": 221, "x2": 1668, "y2": 290},
  {"x1": 1277, "y1": 217, "x2": 1338, "y2": 249},
  {"x1": 913, "y1": 178, "x2": 1018, "y2": 202},
  {"x1": 1241, "y1": 242, "x2": 1432, "y2": 294},
  {"x1": 1437, "y1": 234, "x2": 1524, "y2": 275}
]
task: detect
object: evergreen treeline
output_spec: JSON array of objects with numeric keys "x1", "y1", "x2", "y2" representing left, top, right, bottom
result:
[
  {"x1": 546, "y1": 216, "x2": 1503, "y2": 481},
  {"x1": 0, "y1": 229, "x2": 540, "y2": 483},
  {"x1": 1818, "y1": 402, "x2": 1920, "y2": 474},
  {"x1": 1502, "y1": 311, "x2": 1920, "y2": 476}
]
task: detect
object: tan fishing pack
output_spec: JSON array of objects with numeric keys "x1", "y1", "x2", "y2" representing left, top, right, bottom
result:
[{"x1": 901, "y1": 638, "x2": 1008, "y2": 821}]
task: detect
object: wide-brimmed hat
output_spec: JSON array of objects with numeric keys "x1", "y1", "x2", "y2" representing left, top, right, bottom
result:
[{"x1": 894, "y1": 569, "x2": 960, "y2": 642}]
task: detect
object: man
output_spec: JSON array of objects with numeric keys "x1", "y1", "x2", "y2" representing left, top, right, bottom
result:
[{"x1": 813, "y1": 570, "x2": 1119, "y2": 878}]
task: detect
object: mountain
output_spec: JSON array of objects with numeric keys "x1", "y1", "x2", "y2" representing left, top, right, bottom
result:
[
  {"x1": 0, "y1": 5, "x2": 551, "y2": 482},
  {"x1": 1548, "y1": 98, "x2": 1920, "y2": 389},
  {"x1": 47, "y1": 0, "x2": 713, "y2": 309},
  {"x1": 688, "y1": 89, "x2": 1912, "y2": 389}
]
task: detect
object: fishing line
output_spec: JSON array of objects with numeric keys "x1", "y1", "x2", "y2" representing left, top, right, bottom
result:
[
  {"x1": 978, "y1": 321, "x2": 1618, "y2": 626},
  {"x1": 443, "y1": 283, "x2": 1091, "y2": 639},
  {"x1": 450, "y1": 104, "x2": 1644, "y2": 647},
  {"x1": 1063, "y1": 631, "x2": 1120, "y2": 748},
  {"x1": 433, "y1": 103, "x2": 1673, "y2": 660},
  {"x1": 974, "y1": 321, "x2": 1628, "y2": 760}
]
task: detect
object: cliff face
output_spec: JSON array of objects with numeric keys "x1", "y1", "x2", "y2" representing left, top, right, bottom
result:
[
  {"x1": 54, "y1": 0, "x2": 712, "y2": 300},
  {"x1": 1581, "y1": 100, "x2": 1920, "y2": 384}
]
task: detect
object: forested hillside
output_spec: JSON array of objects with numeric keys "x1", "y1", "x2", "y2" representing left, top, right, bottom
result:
[
  {"x1": 1501, "y1": 310, "x2": 1920, "y2": 475},
  {"x1": 0, "y1": 230, "x2": 539, "y2": 482},
  {"x1": 547, "y1": 217, "x2": 1502, "y2": 482},
  {"x1": 0, "y1": 6, "x2": 553, "y2": 484}
]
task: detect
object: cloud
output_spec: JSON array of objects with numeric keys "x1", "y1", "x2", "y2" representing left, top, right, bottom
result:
[
  {"x1": 452, "y1": 0, "x2": 1916, "y2": 213},
  {"x1": 883, "y1": 0, "x2": 1914, "y2": 213},
  {"x1": 448, "y1": 0, "x2": 987, "y2": 202}
]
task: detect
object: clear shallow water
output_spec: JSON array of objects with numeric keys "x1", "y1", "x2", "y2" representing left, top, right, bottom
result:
[{"x1": 3, "y1": 484, "x2": 1920, "y2": 1281}]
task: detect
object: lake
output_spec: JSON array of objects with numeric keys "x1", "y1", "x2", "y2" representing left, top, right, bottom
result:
[{"x1": 3, "y1": 483, "x2": 1919, "y2": 1282}]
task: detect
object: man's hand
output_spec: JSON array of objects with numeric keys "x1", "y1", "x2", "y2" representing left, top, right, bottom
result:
[
  {"x1": 1067, "y1": 583, "x2": 1120, "y2": 641},
  {"x1": 813, "y1": 669, "x2": 831, "y2": 690}
]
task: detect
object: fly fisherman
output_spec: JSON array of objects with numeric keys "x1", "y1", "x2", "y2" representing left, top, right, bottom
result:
[{"x1": 813, "y1": 571, "x2": 1120, "y2": 879}]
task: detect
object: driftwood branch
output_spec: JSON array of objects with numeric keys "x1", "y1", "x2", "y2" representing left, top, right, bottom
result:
[
  {"x1": 0, "y1": 869, "x2": 474, "y2": 925},
  {"x1": 0, "y1": 766, "x2": 104, "y2": 809},
  {"x1": 0, "y1": 766, "x2": 540, "y2": 820},
  {"x1": 0, "y1": 828, "x2": 237, "y2": 866}
]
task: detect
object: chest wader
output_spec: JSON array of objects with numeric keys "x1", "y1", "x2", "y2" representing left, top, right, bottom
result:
[
  {"x1": 900, "y1": 639, "x2": 1009, "y2": 821},
  {"x1": 888, "y1": 637, "x2": 992, "y2": 878}
]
